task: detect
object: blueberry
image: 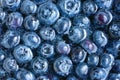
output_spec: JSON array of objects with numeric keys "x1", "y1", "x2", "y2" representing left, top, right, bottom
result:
[
  {"x1": 95, "y1": 0, "x2": 113, "y2": 9},
  {"x1": 58, "y1": 0, "x2": 81, "y2": 17},
  {"x1": 24, "y1": 15, "x2": 39, "y2": 31},
  {"x1": 66, "y1": 75, "x2": 78, "y2": 80},
  {"x1": 16, "y1": 69, "x2": 35, "y2": 80},
  {"x1": 1, "y1": 30, "x2": 20, "y2": 48},
  {"x1": 68, "y1": 26, "x2": 87, "y2": 43},
  {"x1": 13, "y1": 45, "x2": 33, "y2": 63},
  {"x1": 93, "y1": 31, "x2": 108, "y2": 47},
  {"x1": 87, "y1": 54, "x2": 99, "y2": 67},
  {"x1": 54, "y1": 56, "x2": 73, "y2": 76},
  {"x1": 23, "y1": 32, "x2": 41, "y2": 49},
  {"x1": 73, "y1": 15, "x2": 90, "y2": 28},
  {"x1": 0, "y1": 0, "x2": 21, "y2": 11},
  {"x1": 32, "y1": 0, "x2": 48, "y2": 5},
  {"x1": 31, "y1": 57, "x2": 48, "y2": 74},
  {"x1": 0, "y1": 8, "x2": 7, "y2": 24},
  {"x1": 76, "y1": 63, "x2": 88, "y2": 78},
  {"x1": 82, "y1": 1, "x2": 98, "y2": 15},
  {"x1": 6, "y1": 78, "x2": 16, "y2": 80},
  {"x1": 37, "y1": 2, "x2": 59, "y2": 25},
  {"x1": 56, "y1": 41, "x2": 70, "y2": 55},
  {"x1": 100, "y1": 54, "x2": 114, "y2": 69},
  {"x1": 112, "y1": 60, "x2": 120, "y2": 73},
  {"x1": 90, "y1": 68, "x2": 108, "y2": 80},
  {"x1": 114, "y1": 0, "x2": 120, "y2": 13},
  {"x1": 109, "y1": 22, "x2": 120, "y2": 38},
  {"x1": 37, "y1": 43, "x2": 54, "y2": 58},
  {"x1": 53, "y1": 17, "x2": 71, "y2": 35},
  {"x1": 3, "y1": 58, "x2": 19, "y2": 72},
  {"x1": 0, "y1": 67, "x2": 5, "y2": 78},
  {"x1": 39, "y1": 27, "x2": 56, "y2": 41},
  {"x1": 0, "y1": 49, "x2": 5, "y2": 62},
  {"x1": 81, "y1": 39, "x2": 97, "y2": 54},
  {"x1": 71, "y1": 47, "x2": 87, "y2": 63},
  {"x1": 6, "y1": 12, "x2": 23, "y2": 29},
  {"x1": 94, "y1": 9, "x2": 113, "y2": 26},
  {"x1": 108, "y1": 73, "x2": 120, "y2": 80},
  {"x1": 36, "y1": 75, "x2": 49, "y2": 80},
  {"x1": 20, "y1": 0, "x2": 37, "y2": 15}
]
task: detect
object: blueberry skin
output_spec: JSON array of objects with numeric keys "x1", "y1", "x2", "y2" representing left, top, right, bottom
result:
[
  {"x1": 58, "y1": 0, "x2": 81, "y2": 17},
  {"x1": 38, "y1": 43, "x2": 54, "y2": 58},
  {"x1": 56, "y1": 41, "x2": 70, "y2": 55},
  {"x1": 23, "y1": 32, "x2": 41, "y2": 49},
  {"x1": 53, "y1": 17, "x2": 71, "y2": 35},
  {"x1": 95, "y1": 0, "x2": 113, "y2": 9},
  {"x1": 68, "y1": 26, "x2": 87, "y2": 43},
  {"x1": 32, "y1": 0, "x2": 48, "y2": 5},
  {"x1": 112, "y1": 60, "x2": 120, "y2": 73},
  {"x1": 36, "y1": 75, "x2": 49, "y2": 80},
  {"x1": 87, "y1": 54, "x2": 99, "y2": 67},
  {"x1": 13, "y1": 45, "x2": 33, "y2": 63},
  {"x1": 6, "y1": 12, "x2": 23, "y2": 29},
  {"x1": 31, "y1": 57, "x2": 48, "y2": 74},
  {"x1": 0, "y1": 49, "x2": 5, "y2": 62},
  {"x1": 37, "y1": 2, "x2": 59, "y2": 25},
  {"x1": 54, "y1": 56, "x2": 73, "y2": 76},
  {"x1": 39, "y1": 27, "x2": 56, "y2": 41},
  {"x1": 93, "y1": 31, "x2": 108, "y2": 47},
  {"x1": 94, "y1": 9, "x2": 113, "y2": 26},
  {"x1": 76, "y1": 63, "x2": 88, "y2": 78},
  {"x1": 108, "y1": 73, "x2": 120, "y2": 80},
  {"x1": 114, "y1": 0, "x2": 120, "y2": 13},
  {"x1": 109, "y1": 22, "x2": 120, "y2": 38},
  {"x1": 100, "y1": 54, "x2": 114, "y2": 69},
  {"x1": 71, "y1": 47, "x2": 87, "y2": 63},
  {"x1": 1, "y1": 30, "x2": 20, "y2": 48},
  {"x1": 24, "y1": 15, "x2": 39, "y2": 31},
  {"x1": 0, "y1": 8, "x2": 7, "y2": 24},
  {"x1": 90, "y1": 68, "x2": 108, "y2": 80},
  {"x1": 0, "y1": 67, "x2": 5, "y2": 78},
  {"x1": 20, "y1": 0, "x2": 37, "y2": 15},
  {"x1": 6, "y1": 78, "x2": 16, "y2": 80},
  {"x1": 16, "y1": 69, "x2": 35, "y2": 80},
  {"x1": 0, "y1": 0, "x2": 21, "y2": 11},
  {"x1": 73, "y1": 15, "x2": 90, "y2": 28},
  {"x1": 3, "y1": 58, "x2": 19, "y2": 72},
  {"x1": 66, "y1": 75, "x2": 78, "y2": 80},
  {"x1": 81, "y1": 40, "x2": 98, "y2": 54},
  {"x1": 82, "y1": 1, "x2": 98, "y2": 15}
]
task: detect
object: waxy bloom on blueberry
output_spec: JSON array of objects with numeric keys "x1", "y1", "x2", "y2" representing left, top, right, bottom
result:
[
  {"x1": 6, "y1": 12, "x2": 23, "y2": 29},
  {"x1": 93, "y1": 31, "x2": 108, "y2": 47},
  {"x1": 20, "y1": 0, "x2": 37, "y2": 15},
  {"x1": 82, "y1": 1, "x2": 98, "y2": 15},
  {"x1": 68, "y1": 26, "x2": 87, "y2": 43},
  {"x1": 23, "y1": 32, "x2": 41, "y2": 49},
  {"x1": 0, "y1": 8, "x2": 7, "y2": 24},
  {"x1": 39, "y1": 27, "x2": 56, "y2": 41},
  {"x1": 1, "y1": 30, "x2": 20, "y2": 48},
  {"x1": 58, "y1": 0, "x2": 81, "y2": 17},
  {"x1": 71, "y1": 47, "x2": 87, "y2": 63},
  {"x1": 37, "y1": 2, "x2": 59, "y2": 25},
  {"x1": 13, "y1": 45, "x2": 33, "y2": 63},
  {"x1": 16, "y1": 69, "x2": 35, "y2": 80},
  {"x1": 56, "y1": 41, "x2": 70, "y2": 55},
  {"x1": 54, "y1": 56, "x2": 73, "y2": 76},
  {"x1": 31, "y1": 57, "x2": 48, "y2": 74},
  {"x1": 3, "y1": 58, "x2": 19, "y2": 72},
  {"x1": 38, "y1": 43, "x2": 54, "y2": 58},
  {"x1": 0, "y1": 0, "x2": 21, "y2": 11},
  {"x1": 53, "y1": 17, "x2": 71, "y2": 35},
  {"x1": 24, "y1": 15, "x2": 39, "y2": 31}
]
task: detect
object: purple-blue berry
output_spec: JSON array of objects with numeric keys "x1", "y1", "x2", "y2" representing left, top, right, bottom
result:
[
  {"x1": 37, "y1": 2, "x2": 59, "y2": 25},
  {"x1": 24, "y1": 15, "x2": 39, "y2": 31},
  {"x1": 22, "y1": 32, "x2": 41, "y2": 49},
  {"x1": 13, "y1": 45, "x2": 33, "y2": 63},
  {"x1": 53, "y1": 56, "x2": 73, "y2": 76}
]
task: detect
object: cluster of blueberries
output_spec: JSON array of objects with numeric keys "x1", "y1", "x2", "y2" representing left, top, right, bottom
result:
[{"x1": 0, "y1": 0, "x2": 119, "y2": 80}]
